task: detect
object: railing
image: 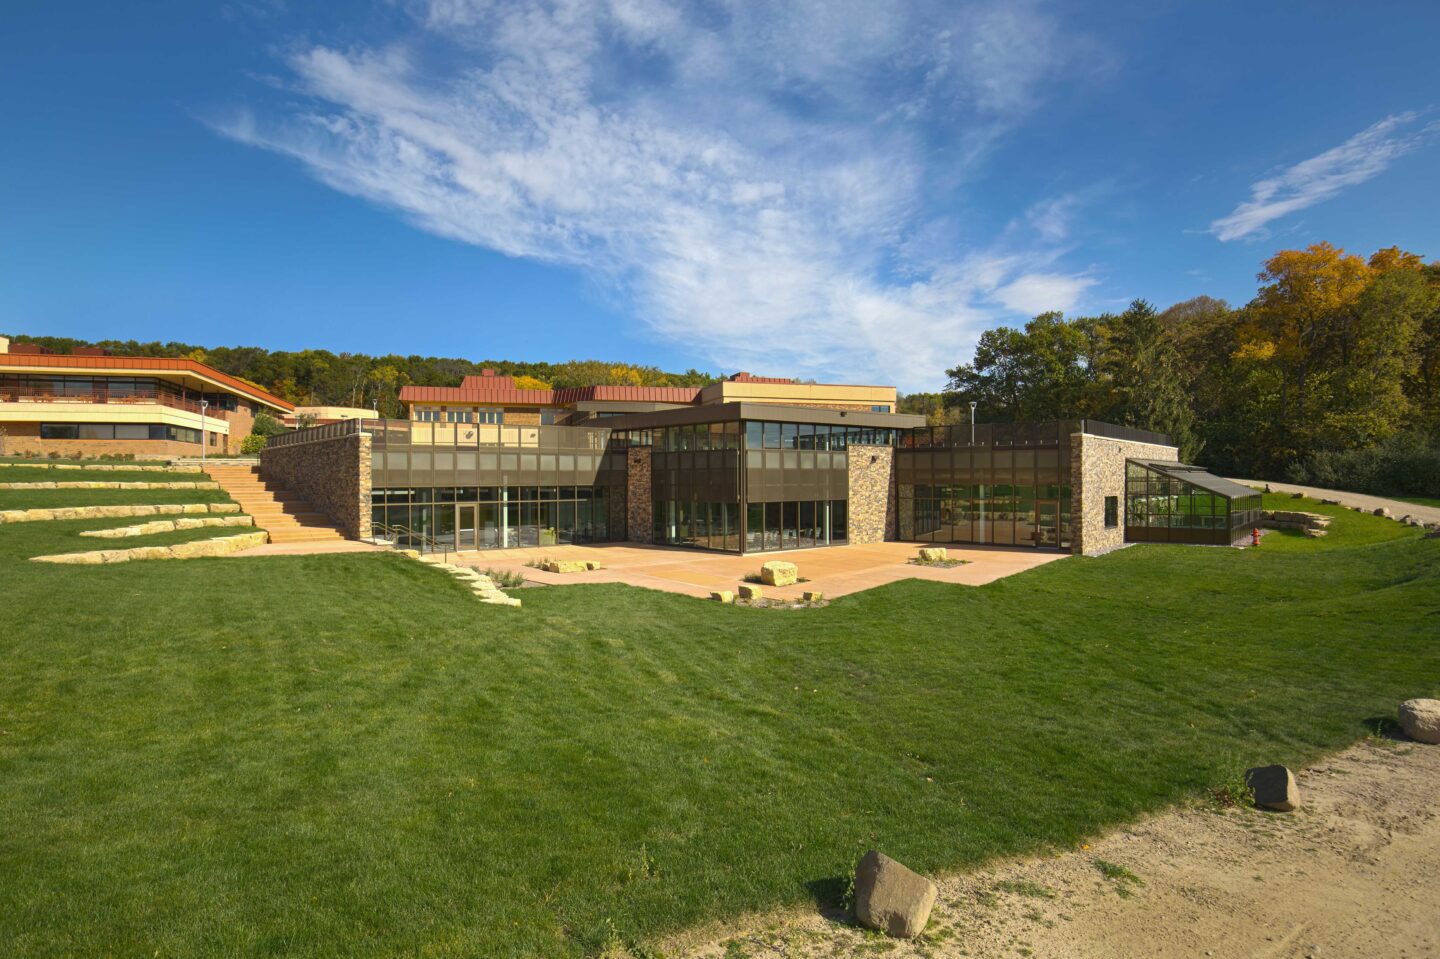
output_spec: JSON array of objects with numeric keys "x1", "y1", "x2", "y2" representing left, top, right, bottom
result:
[
  {"x1": 372, "y1": 522, "x2": 451, "y2": 560},
  {"x1": 369, "y1": 418, "x2": 612, "y2": 452},
  {"x1": 264, "y1": 417, "x2": 366, "y2": 449},
  {"x1": 896, "y1": 419, "x2": 1173, "y2": 450},
  {"x1": 1077, "y1": 419, "x2": 1172, "y2": 447},
  {"x1": 0, "y1": 386, "x2": 226, "y2": 419}
]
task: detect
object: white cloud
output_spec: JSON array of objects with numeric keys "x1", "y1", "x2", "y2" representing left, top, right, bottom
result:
[
  {"x1": 212, "y1": 0, "x2": 1099, "y2": 390},
  {"x1": 1210, "y1": 112, "x2": 1433, "y2": 242},
  {"x1": 993, "y1": 272, "x2": 1096, "y2": 315}
]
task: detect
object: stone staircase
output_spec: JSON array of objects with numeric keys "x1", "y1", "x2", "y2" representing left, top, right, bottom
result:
[{"x1": 203, "y1": 464, "x2": 348, "y2": 545}]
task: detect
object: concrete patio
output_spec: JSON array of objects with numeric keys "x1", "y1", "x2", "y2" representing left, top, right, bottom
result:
[{"x1": 443, "y1": 540, "x2": 1070, "y2": 601}]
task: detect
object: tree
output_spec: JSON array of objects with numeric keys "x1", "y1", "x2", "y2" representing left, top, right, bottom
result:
[{"x1": 1094, "y1": 300, "x2": 1201, "y2": 460}]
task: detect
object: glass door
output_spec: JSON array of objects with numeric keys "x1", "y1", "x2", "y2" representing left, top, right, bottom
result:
[
  {"x1": 1035, "y1": 500, "x2": 1059, "y2": 547},
  {"x1": 457, "y1": 505, "x2": 477, "y2": 550}
]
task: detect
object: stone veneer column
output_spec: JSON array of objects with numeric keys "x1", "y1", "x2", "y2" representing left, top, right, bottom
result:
[
  {"x1": 846, "y1": 444, "x2": 895, "y2": 544},
  {"x1": 259, "y1": 429, "x2": 371, "y2": 539},
  {"x1": 625, "y1": 446, "x2": 653, "y2": 543},
  {"x1": 1071, "y1": 433, "x2": 1179, "y2": 556}
]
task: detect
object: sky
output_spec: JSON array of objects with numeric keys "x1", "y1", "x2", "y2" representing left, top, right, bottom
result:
[{"x1": 2, "y1": 1, "x2": 1438, "y2": 392}]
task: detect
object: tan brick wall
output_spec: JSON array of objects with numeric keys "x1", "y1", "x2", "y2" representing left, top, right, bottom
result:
[
  {"x1": 503, "y1": 410, "x2": 542, "y2": 426},
  {"x1": 1071, "y1": 433, "x2": 1178, "y2": 555},
  {"x1": 625, "y1": 446, "x2": 652, "y2": 543},
  {"x1": 260, "y1": 430, "x2": 372, "y2": 539},
  {"x1": 219, "y1": 404, "x2": 258, "y2": 455},
  {"x1": 0, "y1": 428, "x2": 195, "y2": 461},
  {"x1": 846, "y1": 444, "x2": 895, "y2": 544}
]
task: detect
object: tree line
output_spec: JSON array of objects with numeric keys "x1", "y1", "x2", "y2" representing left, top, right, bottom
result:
[
  {"x1": 901, "y1": 242, "x2": 1440, "y2": 494},
  {"x1": 2, "y1": 335, "x2": 719, "y2": 419}
]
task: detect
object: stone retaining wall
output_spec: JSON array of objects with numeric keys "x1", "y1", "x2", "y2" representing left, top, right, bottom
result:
[
  {"x1": 81, "y1": 515, "x2": 255, "y2": 538},
  {"x1": 0, "y1": 481, "x2": 218, "y2": 490},
  {"x1": 0, "y1": 463, "x2": 196, "y2": 473},
  {"x1": 847, "y1": 444, "x2": 896, "y2": 544},
  {"x1": 30, "y1": 530, "x2": 268, "y2": 564},
  {"x1": 0, "y1": 502, "x2": 241, "y2": 524},
  {"x1": 260, "y1": 430, "x2": 371, "y2": 539}
]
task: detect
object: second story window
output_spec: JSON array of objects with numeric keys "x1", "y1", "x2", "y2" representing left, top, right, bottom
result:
[
  {"x1": 415, "y1": 409, "x2": 441, "y2": 422},
  {"x1": 445, "y1": 410, "x2": 472, "y2": 423},
  {"x1": 476, "y1": 409, "x2": 503, "y2": 424}
]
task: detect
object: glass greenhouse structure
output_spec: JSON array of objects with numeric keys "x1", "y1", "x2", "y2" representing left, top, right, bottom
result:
[{"x1": 1124, "y1": 461, "x2": 1263, "y2": 546}]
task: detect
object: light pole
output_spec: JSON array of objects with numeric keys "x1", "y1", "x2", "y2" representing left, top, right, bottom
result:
[
  {"x1": 200, "y1": 399, "x2": 209, "y2": 466},
  {"x1": 969, "y1": 400, "x2": 977, "y2": 445}
]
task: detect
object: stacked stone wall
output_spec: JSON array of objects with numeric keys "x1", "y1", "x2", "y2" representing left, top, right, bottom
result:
[
  {"x1": 260, "y1": 431, "x2": 372, "y2": 539},
  {"x1": 625, "y1": 446, "x2": 653, "y2": 543},
  {"x1": 846, "y1": 444, "x2": 895, "y2": 544},
  {"x1": 1071, "y1": 433, "x2": 1178, "y2": 555}
]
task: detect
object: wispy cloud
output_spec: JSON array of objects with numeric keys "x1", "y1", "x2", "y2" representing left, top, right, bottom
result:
[
  {"x1": 211, "y1": 0, "x2": 1101, "y2": 390},
  {"x1": 1210, "y1": 112, "x2": 1432, "y2": 242}
]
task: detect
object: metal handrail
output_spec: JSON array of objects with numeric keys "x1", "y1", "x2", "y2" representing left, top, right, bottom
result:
[
  {"x1": 264, "y1": 418, "x2": 366, "y2": 449},
  {"x1": 373, "y1": 522, "x2": 451, "y2": 562},
  {"x1": 0, "y1": 386, "x2": 227, "y2": 419}
]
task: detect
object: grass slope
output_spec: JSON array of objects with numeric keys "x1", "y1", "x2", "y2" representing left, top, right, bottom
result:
[{"x1": 0, "y1": 496, "x2": 1436, "y2": 958}]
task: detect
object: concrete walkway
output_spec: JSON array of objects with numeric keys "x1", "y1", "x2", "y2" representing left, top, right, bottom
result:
[
  {"x1": 1227, "y1": 478, "x2": 1440, "y2": 525},
  {"x1": 444, "y1": 540, "x2": 1069, "y2": 601}
]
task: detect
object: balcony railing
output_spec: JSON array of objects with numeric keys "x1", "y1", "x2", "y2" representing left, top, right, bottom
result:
[{"x1": 0, "y1": 386, "x2": 226, "y2": 419}]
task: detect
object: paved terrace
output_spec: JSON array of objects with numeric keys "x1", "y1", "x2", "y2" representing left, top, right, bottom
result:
[{"x1": 447, "y1": 541, "x2": 1069, "y2": 600}]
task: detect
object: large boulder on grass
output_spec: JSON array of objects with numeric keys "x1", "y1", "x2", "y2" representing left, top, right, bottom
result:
[
  {"x1": 854, "y1": 850, "x2": 937, "y2": 939},
  {"x1": 1398, "y1": 699, "x2": 1440, "y2": 744},
  {"x1": 760, "y1": 560, "x2": 798, "y2": 587},
  {"x1": 1245, "y1": 764, "x2": 1300, "y2": 811}
]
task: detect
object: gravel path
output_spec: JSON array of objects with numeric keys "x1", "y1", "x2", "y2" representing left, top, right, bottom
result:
[
  {"x1": 1226, "y1": 479, "x2": 1440, "y2": 526},
  {"x1": 669, "y1": 738, "x2": 1440, "y2": 959}
]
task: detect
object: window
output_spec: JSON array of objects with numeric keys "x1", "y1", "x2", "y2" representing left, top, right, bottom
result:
[
  {"x1": 415, "y1": 409, "x2": 441, "y2": 422},
  {"x1": 539, "y1": 410, "x2": 557, "y2": 425},
  {"x1": 871, "y1": 404, "x2": 891, "y2": 413},
  {"x1": 445, "y1": 410, "x2": 472, "y2": 423},
  {"x1": 1104, "y1": 495, "x2": 1119, "y2": 528},
  {"x1": 476, "y1": 409, "x2": 503, "y2": 424}
]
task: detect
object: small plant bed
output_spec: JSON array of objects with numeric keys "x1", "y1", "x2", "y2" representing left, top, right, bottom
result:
[
  {"x1": 484, "y1": 567, "x2": 528, "y2": 589},
  {"x1": 907, "y1": 556, "x2": 970, "y2": 569}
]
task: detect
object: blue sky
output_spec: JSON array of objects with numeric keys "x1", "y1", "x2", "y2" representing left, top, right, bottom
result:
[{"x1": 2, "y1": 1, "x2": 1437, "y2": 391}]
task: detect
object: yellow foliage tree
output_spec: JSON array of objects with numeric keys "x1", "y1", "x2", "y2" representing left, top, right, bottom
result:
[{"x1": 511, "y1": 374, "x2": 551, "y2": 391}]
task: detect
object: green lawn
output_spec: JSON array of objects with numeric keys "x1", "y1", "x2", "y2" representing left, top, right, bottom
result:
[
  {"x1": 0, "y1": 488, "x2": 231, "y2": 510},
  {"x1": 1, "y1": 494, "x2": 1436, "y2": 958},
  {"x1": 0, "y1": 466, "x2": 210, "y2": 484}
]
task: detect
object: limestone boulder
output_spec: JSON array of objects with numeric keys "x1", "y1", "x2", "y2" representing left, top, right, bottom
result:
[
  {"x1": 760, "y1": 560, "x2": 798, "y2": 587},
  {"x1": 1373, "y1": 507, "x2": 1392, "y2": 518},
  {"x1": 709, "y1": 590, "x2": 733, "y2": 603},
  {"x1": 1397, "y1": 699, "x2": 1440, "y2": 745},
  {"x1": 854, "y1": 850, "x2": 938, "y2": 939},
  {"x1": 584, "y1": 560, "x2": 603, "y2": 570},
  {"x1": 738, "y1": 583, "x2": 763, "y2": 600},
  {"x1": 1303, "y1": 528, "x2": 1327, "y2": 538},
  {"x1": 802, "y1": 590, "x2": 824, "y2": 602},
  {"x1": 1245, "y1": 764, "x2": 1300, "y2": 811},
  {"x1": 543, "y1": 560, "x2": 589, "y2": 574},
  {"x1": 917, "y1": 547, "x2": 948, "y2": 562}
]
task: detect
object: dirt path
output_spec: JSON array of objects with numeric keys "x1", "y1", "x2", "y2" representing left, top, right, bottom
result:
[
  {"x1": 669, "y1": 739, "x2": 1440, "y2": 959},
  {"x1": 1226, "y1": 478, "x2": 1440, "y2": 527}
]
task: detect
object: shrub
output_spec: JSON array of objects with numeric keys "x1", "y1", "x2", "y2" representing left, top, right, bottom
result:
[
  {"x1": 239, "y1": 434, "x2": 268, "y2": 455},
  {"x1": 1285, "y1": 431, "x2": 1440, "y2": 497},
  {"x1": 251, "y1": 412, "x2": 287, "y2": 438}
]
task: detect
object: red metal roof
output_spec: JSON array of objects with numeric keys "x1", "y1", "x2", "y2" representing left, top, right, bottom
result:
[
  {"x1": 399, "y1": 383, "x2": 703, "y2": 406},
  {"x1": 0, "y1": 352, "x2": 295, "y2": 411}
]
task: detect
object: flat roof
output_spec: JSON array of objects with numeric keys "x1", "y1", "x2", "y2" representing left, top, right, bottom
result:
[{"x1": 604, "y1": 402, "x2": 926, "y2": 431}]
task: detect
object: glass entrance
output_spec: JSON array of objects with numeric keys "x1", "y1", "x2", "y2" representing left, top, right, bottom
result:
[
  {"x1": 1035, "y1": 500, "x2": 1059, "y2": 547},
  {"x1": 457, "y1": 505, "x2": 478, "y2": 550}
]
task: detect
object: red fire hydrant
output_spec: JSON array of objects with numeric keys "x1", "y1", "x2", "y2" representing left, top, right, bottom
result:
[{"x1": 1251, "y1": 528, "x2": 1261, "y2": 547}]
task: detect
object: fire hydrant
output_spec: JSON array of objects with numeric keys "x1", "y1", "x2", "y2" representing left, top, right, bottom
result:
[{"x1": 1251, "y1": 527, "x2": 1261, "y2": 547}]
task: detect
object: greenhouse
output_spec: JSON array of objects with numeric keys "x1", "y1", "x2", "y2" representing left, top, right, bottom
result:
[{"x1": 1124, "y1": 460, "x2": 1263, "y2": 546}]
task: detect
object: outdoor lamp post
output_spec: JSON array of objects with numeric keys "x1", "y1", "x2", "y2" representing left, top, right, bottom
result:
[
  {"x1": 969, "y1": 400, "x2": 977, "y2": 445},
  {"x1": 200, "y1": 399, "x2": 209, "y2": 465}
]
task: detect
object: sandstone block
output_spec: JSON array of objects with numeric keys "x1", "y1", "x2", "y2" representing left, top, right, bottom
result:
[
  {"x1": 709, "y1": 590, "x2": 733, "y2": 603},
  {"x1": 854, "y1": 850, "x2": 938, "y2": 939},
  {"x1": 584, "y1": 560, "x2": 603, "y2": 570},
  {"x1": 1303, "y1": 528, "x2": 1327, "y2": 538},
  {"x1": 738, "y1": 583, "x2": 763, "y2": 600},
  {"x1": 543, "y1": 560, "x2": 589, "y2": 573},
  {"x1": 1373, "y1": 507, "x2": 1392, "y2": 518},
  {"x1": 1398, "y1": 699, "x2": 1440, "y2": 745},
  {"x1": 760, "y1": 560, "x2": 798, "y2": 587},
  {"x1": 1246, "y1": 764, "x2": 1300, "y2": 811},
  {"x1": 802, "y1": 590, "x2": 823, "y2": 602}
]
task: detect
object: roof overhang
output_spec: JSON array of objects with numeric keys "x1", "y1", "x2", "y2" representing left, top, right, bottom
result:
[
  {"x1": 0, "y1": 353, "x2": 294, "y2": 412},
  {"x1": 1131, "y1": 460, "x2": 1259, "y2": 500},
  {"x1": 604, "y1": 402, "x2": 926, "y2": 431}
]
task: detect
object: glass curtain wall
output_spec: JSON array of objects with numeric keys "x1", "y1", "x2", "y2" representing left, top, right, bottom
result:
[
  {"x1": 901, "y1": 443, "x2": 1072, "y2": 549},
  {"x1": 373, "y1": 486, "x2": 610, "y2": 550}
]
